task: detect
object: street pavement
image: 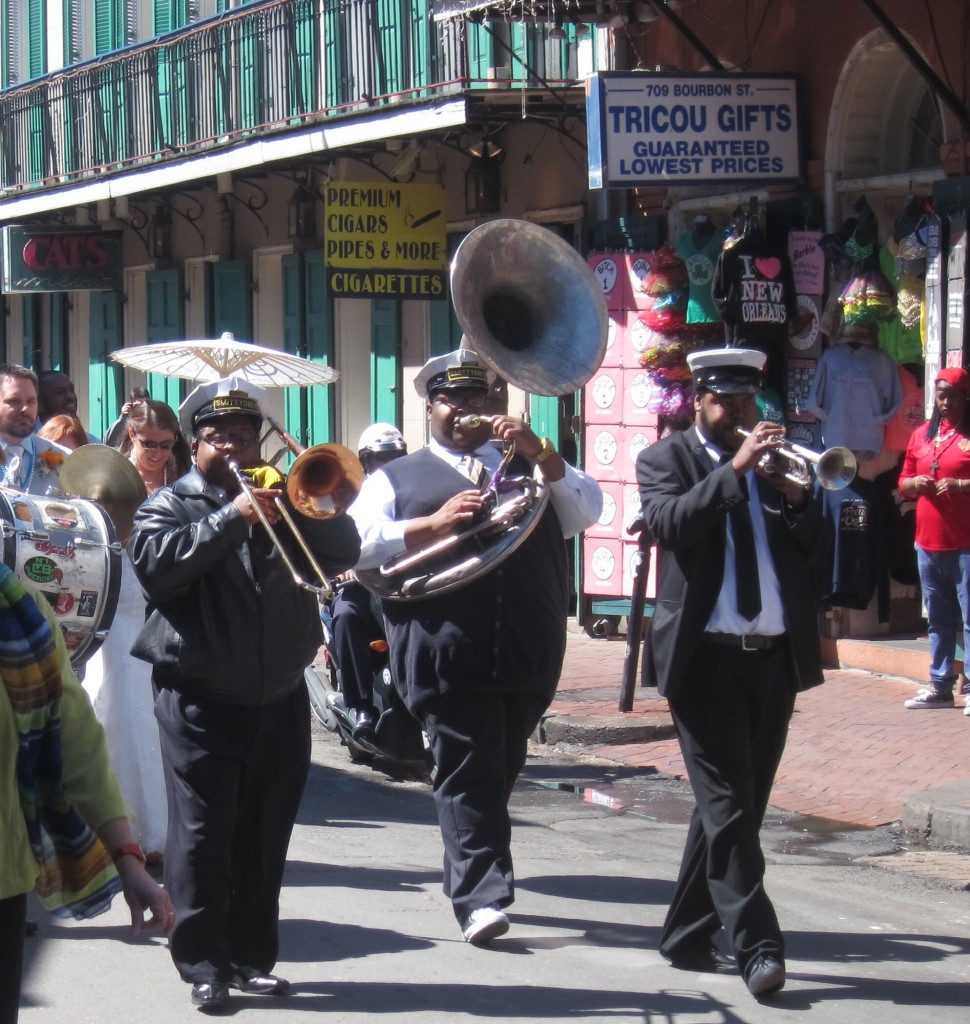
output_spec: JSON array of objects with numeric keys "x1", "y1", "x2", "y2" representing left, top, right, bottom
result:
[
  {"x1": 543, "y1": 623, "x2": 970, "y2": 849},
  {"x1": 19, "y1": 716, "x2": 970, "y2": 1024}
]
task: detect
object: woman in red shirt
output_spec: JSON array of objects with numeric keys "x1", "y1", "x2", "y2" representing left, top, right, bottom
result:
[{"x1": 898, "y1": 367, "x2": 970, "y2": 711}]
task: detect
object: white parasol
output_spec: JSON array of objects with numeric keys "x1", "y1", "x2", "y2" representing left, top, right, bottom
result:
[{"x1": 110, "y1": 332, "x2": 339, "y2": 387}]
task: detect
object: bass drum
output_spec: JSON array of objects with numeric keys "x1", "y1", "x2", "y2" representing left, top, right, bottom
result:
[{"x1": 0, "y1": 490, "x2": 122, "y2": 667}]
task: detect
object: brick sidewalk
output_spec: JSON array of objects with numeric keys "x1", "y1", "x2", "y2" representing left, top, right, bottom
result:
[{"x1": 542, "y1": 627, "x2": 970, "y2": 829}]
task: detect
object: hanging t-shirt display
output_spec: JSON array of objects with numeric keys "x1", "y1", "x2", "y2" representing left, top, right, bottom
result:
[
  {"x1": 675, "y1": 220, "x2": 723, "y2": 324},
  {"x1": 713, "y1": 233, "x2": 796, "y2": 344},
  {"x1": 804, "y1": 341, "x2": 903, "y2": 461}
]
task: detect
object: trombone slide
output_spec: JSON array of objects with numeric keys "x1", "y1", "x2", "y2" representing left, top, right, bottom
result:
[{"x1": 230, "y1": 461, "x2": 334, "y2": 599}]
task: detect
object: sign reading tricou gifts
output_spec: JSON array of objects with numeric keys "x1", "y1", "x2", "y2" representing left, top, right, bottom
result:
[
  {"x1": 586, "y1": 73, "x2": 802, "y2": 189},
  {"x1": 323, "y1": 183, "x2": 447, "y2": 300}
]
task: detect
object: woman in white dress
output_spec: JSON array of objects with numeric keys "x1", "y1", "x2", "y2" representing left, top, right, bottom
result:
[{"x1": 83, "y1": 397, "x2": 192, "y2": 863}]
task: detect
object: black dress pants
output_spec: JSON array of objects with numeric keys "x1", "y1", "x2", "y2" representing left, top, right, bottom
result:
[
  {"x1": 420, "y1": 688, "x2": 547, "y2": 924},
  {"x1": 0, "y1": 892, "x2": 26, "y2": 1024},
  {"x1": 660, "y1": 644, "x2": 795, "y2": 979},
  {"x1": 331, "y1": 582, "x2": 382, "y2": 710},
  {"x1": 154, "y1": 684, "x2": 311, "y2": 984}
]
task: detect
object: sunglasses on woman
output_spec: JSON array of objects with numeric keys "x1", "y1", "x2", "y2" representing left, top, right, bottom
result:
[{"x1": 136, "y1": 437, "x2": 176, "y2": 451}]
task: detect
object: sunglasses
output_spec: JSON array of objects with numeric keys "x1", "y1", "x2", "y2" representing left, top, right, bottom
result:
[{"x1": 136, "y1": 437, "x2": 176, "y2": 451}]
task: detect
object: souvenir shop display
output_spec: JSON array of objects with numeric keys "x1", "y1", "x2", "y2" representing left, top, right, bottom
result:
[{"x1": 712, "y1": 200, "x2": 797, "y2": 392}]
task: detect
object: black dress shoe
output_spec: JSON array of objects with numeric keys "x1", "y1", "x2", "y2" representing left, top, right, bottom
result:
[
  {"x1": 351, "y1": 708, "x2": 376, "y2": 743},
  {"x1": 666, "y1": 944, "x2": 735, "y2": 974},
  {"x1": 190, "y1": 982, "x2": 231, "y2": 1013},
  {"x1": 745, "y1": 955, "x2": 786, "y2": 997},
  {"x1": 230, "y1": 969, "x2": 290, "y2": 995}
]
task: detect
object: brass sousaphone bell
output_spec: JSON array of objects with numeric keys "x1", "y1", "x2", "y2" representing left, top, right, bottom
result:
[{"x1": 356, "y1": 219, "x2": 609, "y2": 601}]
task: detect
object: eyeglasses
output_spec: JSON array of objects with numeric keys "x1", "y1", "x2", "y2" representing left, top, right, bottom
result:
[
  {"x1": 136, "y1": 437, "x2": 176, "y2": 451},
  {"x1": 198, "y1": 430, "x2": 260, "y2": 449},
  {"x1": 433, "y1": 391, "x2": 487, "y2": 410}
]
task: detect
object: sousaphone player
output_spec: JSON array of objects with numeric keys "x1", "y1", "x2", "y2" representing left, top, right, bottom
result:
[{"x1": 350, "y1": 349, "x2": 601, "y2": 944}]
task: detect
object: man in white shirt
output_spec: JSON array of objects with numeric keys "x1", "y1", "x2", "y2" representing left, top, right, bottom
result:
[
  {"x1": 0, "y1": 365, "x2": 70, "y2": 495},
  {"x1": 350, "y1": 348, "x2": 601, "y2": 946}
]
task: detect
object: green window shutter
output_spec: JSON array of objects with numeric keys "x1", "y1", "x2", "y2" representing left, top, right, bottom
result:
[
  {"x1": 304, "y1": 251, "x2": 334, "y2": 444},
  {"x1": 94, "y1": 0, "x2": 126, "y2": 54},
  {"x1": 466, "y1": 22, "x2": 494, "y2": 85},
  {"x1": 50, "y1": 294, "x2": 68, "y2": 370},
  {"x1": 371, "y1": 299, "x2": 399, "y2": 425},
  {"x1": 410, "y1": 0, "x2": 431, "y2": 91},
  {"x1": 324, "y1": 0, "x2": 348, "y2": 106},
  {"x1": 88, "y1": 292, "x2": 124, "y2": 441},
  {"x1": 529, "y1": 395, "x2": 560, "y2": 450},
  {"x1": 212, "y1": 261, "x2": 251, "y2": 339},
  {"x1": 238, "y1": 16, "x2": 263, "y2": 129},
  {"x1": 281, "y1": 252, "x2": 307, "y2": 455},
  {"x1": 146, "y1": 268, "x2": 185, "y2": 408},
  {"x1": 154, "y1": 0, "x2": 191, "y2": 35},
  {"x1": 23, "y1": 296, "x2": 39, "y2": 369},
  {"x1": 286, "y1": 0, "x2": 318, "y2": 117},
  {"x1": 28, "y1": 0, "x2": 46, "y2": 79}
]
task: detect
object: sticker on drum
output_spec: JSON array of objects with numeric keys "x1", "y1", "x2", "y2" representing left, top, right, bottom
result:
[
  {"x1": 33, "y1": 533, "x2": 77, "y2": 560},
  {"x1": 12, "y1": 500, "x2": 34, "y2": 526},
  {"x1": 41, "y1": 502, "x2": 81, "y2": 531},
  {"x1": 1, "y1": 491, "x2": 121, "y2": 667},
  {"x1": 23, "y1": 555, "x2": 60, "y2": 586}
]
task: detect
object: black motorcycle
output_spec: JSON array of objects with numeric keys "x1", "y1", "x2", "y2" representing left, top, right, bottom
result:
[{"x1": 305, "y1": 584, "x2": 431, "y2": 774}]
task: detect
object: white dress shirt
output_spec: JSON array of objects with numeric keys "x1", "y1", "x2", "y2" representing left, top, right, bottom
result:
[
  {"x1": 350, "y1": 437, "x2": 602, "y2": 571},
  {"x1": 696, "y1": 429, "x2": 786, "y2": 636}
]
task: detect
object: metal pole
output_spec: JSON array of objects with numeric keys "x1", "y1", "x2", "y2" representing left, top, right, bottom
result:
[{"x1": 619, "y1": 519, "x2": 652, "y2": 712}]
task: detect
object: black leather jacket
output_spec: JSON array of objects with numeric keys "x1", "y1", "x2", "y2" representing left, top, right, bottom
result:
[{"x1": 129, "y1": 467, "x2": 360, "y2": 705}]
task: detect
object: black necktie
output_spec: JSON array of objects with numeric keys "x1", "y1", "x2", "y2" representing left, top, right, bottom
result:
[{"x1": 726, "y1": 462, "x2": 761, "y2": 619}]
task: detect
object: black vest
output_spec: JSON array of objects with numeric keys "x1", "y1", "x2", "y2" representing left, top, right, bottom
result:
[{"x1": 380, "y1": 447, "x2": 569, "y2": 710}]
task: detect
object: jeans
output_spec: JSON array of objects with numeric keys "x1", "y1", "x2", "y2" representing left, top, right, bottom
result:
[{"x1": 916, "y1": 546, "x2": 970, "y2": 692}]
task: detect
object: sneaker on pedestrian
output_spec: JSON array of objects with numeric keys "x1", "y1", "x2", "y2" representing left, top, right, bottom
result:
[
  {"x1": 461, "y1": 904, "x2": 509, "y2": 945},
  {"x1": 963, "y1": 692, "x2": 970, "y2": 716},
  {"x1": 904, "y1": 687, "x2": 954, "y2": 709}
]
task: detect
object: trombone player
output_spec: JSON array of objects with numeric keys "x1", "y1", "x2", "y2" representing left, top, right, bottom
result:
[
  {"x1": 635, "y1": 347, "x2": 825, "y2": 1000},
  {"x1": 350, "y1": 349, "x2": 601, "y2": 944},
  {"x1": 128, "y1": 376, "x2": 360, "y2": 1013}
]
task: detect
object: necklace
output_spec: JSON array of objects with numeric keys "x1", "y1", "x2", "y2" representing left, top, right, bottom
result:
[
  {"x1": 133, "y1": 455, "x2": 171, "y2": 494},
  {"x1": 931, "y1": 423, "x2": 960, "y2": 476}
]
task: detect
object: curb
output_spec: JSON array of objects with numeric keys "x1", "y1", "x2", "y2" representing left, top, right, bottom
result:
[
  {"x1": 901, "y1": 781, "x2": 970, "y2": 852},
  {"x1": 541, "y1": 713, "x2": 677, "y2": 746}
]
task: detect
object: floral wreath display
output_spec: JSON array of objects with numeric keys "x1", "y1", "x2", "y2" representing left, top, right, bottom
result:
[{"x1": 635, "y1": 321, "x2": 721, "y2": 422}]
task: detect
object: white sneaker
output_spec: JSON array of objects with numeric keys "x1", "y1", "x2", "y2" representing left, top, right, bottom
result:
[
  {"x1": 461, "y1": 904, "x2": 510, "y2": 945},
  {"x1": 964, "y1": 693, "x2": 970, "y2": 717},
  {"x1": 904, "y1": 687, "x2": 954, "y2": 709}
]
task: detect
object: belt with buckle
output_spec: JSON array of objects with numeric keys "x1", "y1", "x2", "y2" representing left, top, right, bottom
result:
[{"x1": 702, "y1": 632, "x2": 786, "y2": 652}]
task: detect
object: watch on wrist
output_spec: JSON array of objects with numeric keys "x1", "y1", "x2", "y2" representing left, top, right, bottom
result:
[
  {"x1": 535, "y1": 437, "x2": 557, "y2": 464},
  {"x1": 111, "y1": 842, "x2": 146, "y2": 866}
]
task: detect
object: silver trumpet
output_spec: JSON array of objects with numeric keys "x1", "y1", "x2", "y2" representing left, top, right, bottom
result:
[{"x1": 736, "y1": 427, "x2": 857, "y2": 491}]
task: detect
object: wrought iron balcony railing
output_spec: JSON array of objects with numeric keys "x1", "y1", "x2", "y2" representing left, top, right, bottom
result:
[{"x1": 0, "y1": 0, "x2": 588, "y2": 196}]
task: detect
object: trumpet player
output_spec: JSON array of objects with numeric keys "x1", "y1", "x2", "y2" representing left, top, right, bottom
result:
[
  {"x1": 350, "y1": 349, "x2": 601, "y2": 945},
  {"x1": 636, "y1": 347, "x2": 825, "y2": 1000},
  {"x1": 128, "y1": 376, "x2": 360, "y2": 1013}
]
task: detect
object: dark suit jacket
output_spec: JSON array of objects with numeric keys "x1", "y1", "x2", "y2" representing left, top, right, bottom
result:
[{"x1": 636, "y1": 425, "x2": 825, "y2": 701}]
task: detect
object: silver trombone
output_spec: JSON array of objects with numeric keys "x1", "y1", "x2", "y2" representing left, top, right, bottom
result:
[{"x1": 736, "y1": 427, "x2": 857, "y2": 491}]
